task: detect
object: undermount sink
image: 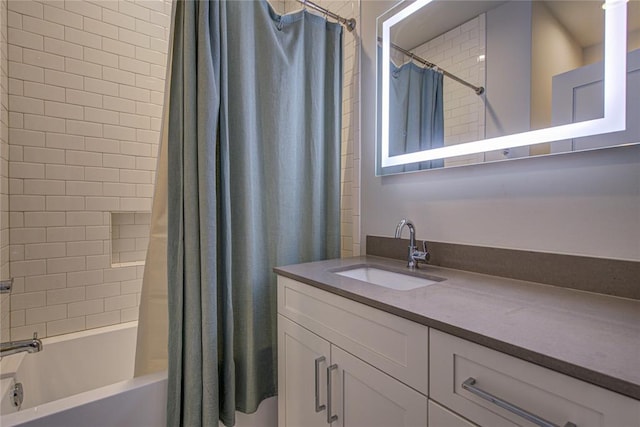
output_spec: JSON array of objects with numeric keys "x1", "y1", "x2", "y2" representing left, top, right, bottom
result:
[{"x1": 334, "y1": 265, "x2": 444, "y2": 291}]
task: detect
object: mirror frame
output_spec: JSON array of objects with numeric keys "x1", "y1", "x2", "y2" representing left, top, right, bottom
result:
[{"x1": 379, "y1": 0, "x2": 628, "y2": 169}]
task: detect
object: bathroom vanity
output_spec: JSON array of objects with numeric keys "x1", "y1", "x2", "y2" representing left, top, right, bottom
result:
[{"x1": 275, "y1": 256, "x2": 640, "y2": 427}]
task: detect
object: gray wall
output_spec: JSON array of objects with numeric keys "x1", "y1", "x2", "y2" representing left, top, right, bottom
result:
[
  {"x1": 361, "y1": 1, "x2": 640, "y2": 261},
  {"x1": 484, "y1": 1, "x2": 531, "y2": 161},
  {"x1": 485, "y1": 0, "x2": 531, "y2": 139}
]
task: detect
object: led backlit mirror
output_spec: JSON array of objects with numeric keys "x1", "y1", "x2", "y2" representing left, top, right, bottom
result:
[{"x1": 376, "y1": 0, "x2": 636, "y2": 175}]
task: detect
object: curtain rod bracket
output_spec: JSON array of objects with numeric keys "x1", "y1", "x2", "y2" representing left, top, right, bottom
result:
[
  {"x1": 296, "y1": 0, "x2": 356, "y2": 32},
  {"x1": 345, "y1": 18, "x2": 356, "y2": 32}
]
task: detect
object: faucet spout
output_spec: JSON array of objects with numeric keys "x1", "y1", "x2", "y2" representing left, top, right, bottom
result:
[
  {"x1": 394, "y1": 219, "x2": 429, "y2": 269},
  {"x1": 395, "y1": 219, "x2": 416, "y2": 252},
  {"x1": 0, "y1": 333, "x2": 43, "y2": 358},
  {"x1": 395, "y1": 218, "x2": 429, "y2": 270}
]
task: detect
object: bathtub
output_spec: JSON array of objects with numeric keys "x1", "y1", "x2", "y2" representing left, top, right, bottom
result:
[{"x1": 0, "y1": 321, "x2": 167, "y2": 427}]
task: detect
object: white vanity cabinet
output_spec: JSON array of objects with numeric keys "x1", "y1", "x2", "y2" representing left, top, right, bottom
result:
[
  {"x1": 277, "y1": 275, "x2": 640, "y2": 427},
  {"x1": 277, "y1": 276, "x2": 429, "y2": 427}
]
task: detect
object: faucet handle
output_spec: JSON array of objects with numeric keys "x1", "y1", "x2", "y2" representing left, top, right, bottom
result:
[
  {"x1": 33, "y1": 332, "x2": 38, "y2": 340},
  {"x1": 413, "y1": 241, "x2": 430, "y2": 264}
]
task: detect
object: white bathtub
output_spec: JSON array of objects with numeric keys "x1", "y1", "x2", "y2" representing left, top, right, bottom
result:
[
  {"x1": 0, "y1": 320, "x2": 277, "y2": 427},
  {"x1": 0, "y1": 321, "x2": 168, "y2": 427}
]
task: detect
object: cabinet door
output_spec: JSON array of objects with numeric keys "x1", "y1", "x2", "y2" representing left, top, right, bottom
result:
[
  {"x1": 329, "y1": 346, "x2": 428, "y2": 427},
  {"x1": 428, "y1": 400, "x2": 477, "y2": 427},
  {"x1": 278, "y1": 315, "x2": 331, "y2": 427}
]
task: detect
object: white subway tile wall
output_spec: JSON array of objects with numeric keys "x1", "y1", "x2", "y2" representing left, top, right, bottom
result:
[
  {"x1": 410, "y1": 15, "x2": 487, "y2": 167},
  {"x1": 7, "y1": 0, "x2": 171, "y2": 339},
  {"x1": 333, "y1": 0, "x2": 360, "y2": 258},
  {"x1": 111, "y1": 211, "x2": 150, "y2": 265},
  {"x1": 1, "y1": 0, "x2": 9, "y2": 342}
]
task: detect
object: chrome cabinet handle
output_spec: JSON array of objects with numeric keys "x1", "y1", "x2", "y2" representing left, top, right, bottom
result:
[
  {"x1": 327, "y1": 364, "x2": 338, "y2": 423},
  {"x1": 314, "y1": 356, "x2": 326, "y2": 413},
  {"x1": 462, "y1": 378, "x2": 577, "y2": 427}
]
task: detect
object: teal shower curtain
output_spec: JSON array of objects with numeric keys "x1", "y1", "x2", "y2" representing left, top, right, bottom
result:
[
  {"x1": 166, "y1": 1, "x2": 342, "y2": 426},
  {"x1": 378, "y1": 54, "x2": 445, "y2": 174}
]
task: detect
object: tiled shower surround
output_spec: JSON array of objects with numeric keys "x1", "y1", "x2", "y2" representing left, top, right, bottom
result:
[
  {"x1": 1, "y1": 0, "x2": 360, "y2": 340},
  {"x1": 6, "y1": 0, "x2": 171, "y2": 340},
  {"x1": 110, "y1": 211, "x2": 150, "y2": 266},
  {"x1": 1, "y1": 0, "x2": 9, "y2": 342}
]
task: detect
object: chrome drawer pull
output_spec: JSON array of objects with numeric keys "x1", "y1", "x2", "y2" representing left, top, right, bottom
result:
[
  {"x1": 462, "y1": 378, "x2": 577, "y2": 427},
  {"x1": 314, "y1": 356, "x2": 326, "y2": 413},
  {"x1": 327, "y1": 364, "x2": 338, "y2": 423}
]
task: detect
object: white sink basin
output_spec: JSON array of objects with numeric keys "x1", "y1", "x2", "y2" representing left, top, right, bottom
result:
[{"x1": 335, "y1": 266, "x2": 441, "y2": 291}]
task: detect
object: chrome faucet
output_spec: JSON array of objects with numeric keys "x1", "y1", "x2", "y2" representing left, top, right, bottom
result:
[
  {"x1": 0, "y1": 333, "x2": 43, "y2": 357},
  {"x1": 394, "y1": 219, "x2": 429, "y2": 269}
]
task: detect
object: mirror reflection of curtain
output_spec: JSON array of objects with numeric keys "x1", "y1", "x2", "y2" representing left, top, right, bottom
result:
[
  {"x1": 390, "y1": 61, "x2": 444, "y2": 171},
  {"x1": 378, "y1": 49, "x2": 445, "y2": 174},
  {"x1": 147, "y1": 1, "x2": 343, "y2": 426}
]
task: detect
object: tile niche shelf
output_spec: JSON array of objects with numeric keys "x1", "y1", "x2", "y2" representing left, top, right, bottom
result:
[{"x1": 110, "y1": 212, "x2": 152, "y2": 269}]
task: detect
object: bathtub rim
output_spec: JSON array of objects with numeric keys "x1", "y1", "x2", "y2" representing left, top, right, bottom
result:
[
  {"x1": 0, "y1": 370, "x2": 167, "y2": 426},
  {"x1": 37, "y1": 320, "x2": 138, "y2": 347},
  {"x1": 0, "y1": 320, "x2": 138, "y2": 372}
]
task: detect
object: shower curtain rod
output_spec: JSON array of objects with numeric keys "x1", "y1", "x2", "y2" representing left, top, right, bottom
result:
[
  {"x1": 296, "y1": 0, "x2": 356, "y2": 32},
  {"x1": 381, "y1": 38, "x2": 485, "y2": 95}
]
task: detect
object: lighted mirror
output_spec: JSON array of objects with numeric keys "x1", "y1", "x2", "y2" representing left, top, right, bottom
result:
[{"x1": 376, "y1": 0, "x2": 638, "y2": 175}]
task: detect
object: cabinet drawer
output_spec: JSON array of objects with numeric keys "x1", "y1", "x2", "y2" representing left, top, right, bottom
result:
[
  {"x1": 277, "y1": 276, "x2": 429, "y2": 395},
  {"x1": 430, "y1": 329, "x2": 640, "y2": 427}
]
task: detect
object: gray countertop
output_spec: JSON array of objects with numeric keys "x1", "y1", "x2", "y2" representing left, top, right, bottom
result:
[{"x1": 274, "y1": 255, "x2": 640, "y2": 401}]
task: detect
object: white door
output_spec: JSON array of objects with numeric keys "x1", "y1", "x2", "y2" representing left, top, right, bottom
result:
[
  {"x1": 330, "y1": 345, "x2": 428, "y2": 427},
  {"x1": 278, "y1": 315, "x2": 331, "y2": 427}
]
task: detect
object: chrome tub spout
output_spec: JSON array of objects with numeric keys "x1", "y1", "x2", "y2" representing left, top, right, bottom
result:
[{"x1": 1, "y1": 333, "x2": 43, "y2": 357}]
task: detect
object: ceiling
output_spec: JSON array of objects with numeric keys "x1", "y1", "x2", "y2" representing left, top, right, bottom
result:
[{"x1": 545, "y1": 0, "x2": 639, "y2": 47}]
